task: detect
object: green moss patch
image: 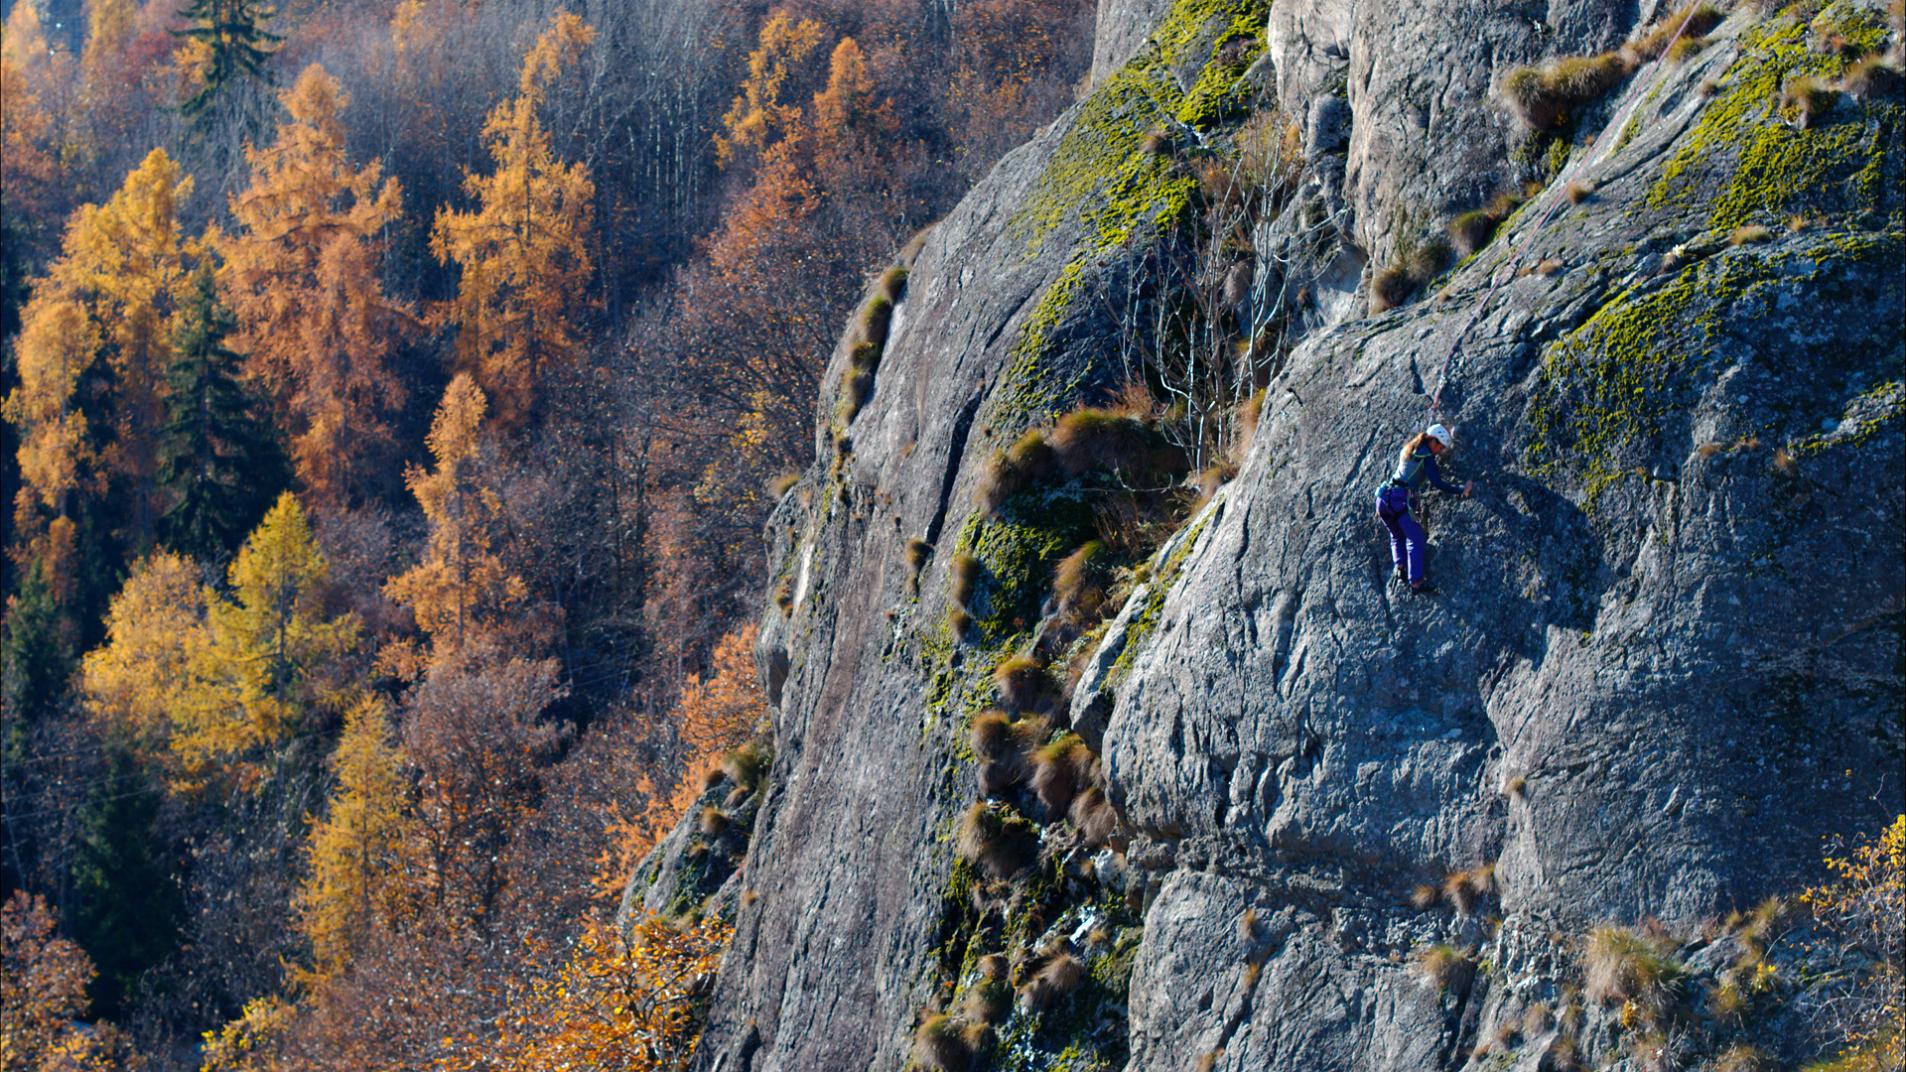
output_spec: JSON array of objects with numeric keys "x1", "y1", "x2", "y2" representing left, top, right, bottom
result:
[
  {"x1": 1002, "y1": 0, "x2": 1272, "y2": 423},
  {"x1": 1648, "y1": 9, "x2": 1903, "y2": 230}
]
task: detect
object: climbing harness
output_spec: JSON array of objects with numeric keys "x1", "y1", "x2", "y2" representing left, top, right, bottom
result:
[{"x1": 1426, "y1": 4, "x2": 1716, "y2": 417}]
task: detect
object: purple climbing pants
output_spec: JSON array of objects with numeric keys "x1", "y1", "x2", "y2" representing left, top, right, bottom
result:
[{"x1": 1375, "y1": 485, "x2": 1427, "y2": 585}]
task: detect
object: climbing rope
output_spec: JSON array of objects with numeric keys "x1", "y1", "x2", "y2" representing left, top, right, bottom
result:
[{"x1": 1426, "y1": 3, "x2": 1716, "y2": 416}]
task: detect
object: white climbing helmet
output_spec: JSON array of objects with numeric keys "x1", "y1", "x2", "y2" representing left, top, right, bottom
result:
[{"x1": 1426, "y1": 423, "x2": 1453, "y2": 448}]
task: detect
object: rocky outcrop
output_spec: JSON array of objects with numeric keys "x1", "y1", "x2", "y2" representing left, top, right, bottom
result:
[{"x1": 628, "y1": 1, "x2": 1905, "y2": 1069}]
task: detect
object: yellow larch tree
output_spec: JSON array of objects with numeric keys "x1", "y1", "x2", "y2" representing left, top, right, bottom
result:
[
  {"x1": 1, "y1": 53, "x2": 56, "y2": 222},
  {"x1": 295, "y1": 695, "x2": 422, "y2": 985},
  {"x1": 81, "y1": 493, "x2": 360, "y2": 792},
  {"x1": 431, "y1": 912, "x2": 731, "y2": 1072},
  {"x1": 713, "y1": 11, "x2": 823, "y2": 167},
  {"x1": 384, "y1": 374, "x2": 534, "y2": 668},
  {"x1": 1, "y1": 1, "x2": 52, "y2": 76},
  {"x1": 178, "y1": 492, "x2": 359, "y2": 778},
  {"x1": 80, "y1": 550, "x2": 213, "y2": 752},
  {"x1": 430, "y1": 13, "x2": 596, "y2": 429},
  {"x1": 4, "y1": 148, "x2": 193, "y2": 581},
  {"x1": 78, "y1": 0, "x2": 136, "y2": 151},
  {"x1": 222, "y1": 63, "x2": 411, "y2": 507}
]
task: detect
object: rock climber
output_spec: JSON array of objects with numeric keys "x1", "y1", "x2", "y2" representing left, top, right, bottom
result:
[{"x1": 1375, "y1": 423, "x2": 1473, "y2": 595}]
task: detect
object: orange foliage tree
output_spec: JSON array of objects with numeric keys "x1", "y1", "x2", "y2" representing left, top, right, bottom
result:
[
  {"x1": 432, "y1": 912, "x2": 731, "y2": 1072},
  {"x1": 384, "y1": 374, "x2": 544, "y2": 669},
  {"x1": 431, "y1": 13, "x2": 596, "y2": 428},
  {"x1": 295, "y1": 695, "x2": 424, "y2": 985},
  {"x1": 594, "y1": 626, "x2": 763, "y2": 899},
  {"x1": 0, "y1": 890, "x2": 136, "y2": 1069},
  {"x1": 221, "y1": 63, "x2": 411, "y2": 507}
]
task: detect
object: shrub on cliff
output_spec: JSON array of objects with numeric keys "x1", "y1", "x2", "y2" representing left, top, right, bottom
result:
[{"x1": 1502, "y1": 52, "x2": 1633, "y2": 131}]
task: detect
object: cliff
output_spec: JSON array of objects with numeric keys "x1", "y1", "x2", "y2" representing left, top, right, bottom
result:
[{"x1": 626, "y1": 2, "x2": 1905, "y2": 1069}]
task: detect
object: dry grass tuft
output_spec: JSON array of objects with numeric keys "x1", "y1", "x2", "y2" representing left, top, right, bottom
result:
[
  {"x1": 1443, "y1": 865, "x2": 1495, "y2": 915},
  {"x1": 1626, "y1": 4, "x2": 1725, "y2": 64},
  {"x1": 1369, "y1": 265, "x2": 1415, "y2": 313},
  {"x1": 1019, "y1": 952, "x2": 1085, "y2": 1010},
  {"x1": 1068, "y1": 786, "x2": 1119, "y2": 846},
  {"x1": 956, "y1": 802, "x2": 1040, "y2": 881},
  {"x1": 1053, "y1": 541, "x2": 1109, "y2": 625},
  {"x1": 1501, "y1": 52, "x2": 1633, "y2": 130},
  {"x1": 1414, "y1": 943, "x2": 1475, "y2": 990},
  {"x1": 993, "y1": 655, "x2": 1049, "y2": 712},
  {"x1": 1729, "y1": 224, "x2": 1773, "y2": 245},
  {"x1": 1449, "y1": 209, "x2": 1502, "y2": 256},
  {"x1": 1411, "y1": 884, "x2": 1441, "y2": 911},
  {"x1": 1782, "y1": 75, "x2": 1840, "y2": 128},
  {"x1": 977, "y1": 431, "x2": 1059, "y2": 511},
  {"x1": 1567, "y1": 179, "x2": 1596, "y2": 204},
  {"x1": 1047, "y1": 407, "x2": 1174, "y2": 478},
  {"x1": 912, "y1": 1013, "x2": 969, "y2": 1071},
  {"x1": 1843, "y1": 55, "x2": 1905, "y2": 101},
  {"x1": 949, "y1": 551, "x2": 982, "y2": 608},
  {"x1": 1522, "y1": 1001, "x2": 1553, "y2": 1036},
  {"x1": 1583, "y1": 925, "x2": 1686, "y2": 1023},
  {"x1": 969, "y1": 709, "x2": 1015, "y2": 761},
  {"x1": 1141, "y1": 129, "x2": 1172, "y2": 155},
  {"x1": 1504, "y1": 775, "x2": 1528, "y2": 799},
  {"x1": 769, "y1": 471, "x2": 801, "y2": 497},
  {"x1": 877, "y1": 265, "x2": 909, "y2": 303},
  {"x1": 1030, "y1": 733, "x2": 1095, "y2": 817},
  {"x1": 699, "y1": 805, "x2": 729, "y2": 836},
  {"x1": 723, "y1": 738, "x2": 772, "y2": 795},
  {"x1": 860, "y1": 296, "x2": 894, "y2": 350},
  {"x1": 961, "y1": 977, "x2": 1011, "y2": 1025}
]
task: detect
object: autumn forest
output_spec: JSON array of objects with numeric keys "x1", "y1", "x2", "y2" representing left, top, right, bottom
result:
[{"x1": 0, "y1": 0, "x2": 1096, "y2": 1067}]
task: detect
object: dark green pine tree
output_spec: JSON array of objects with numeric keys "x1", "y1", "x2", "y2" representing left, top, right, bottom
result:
[
  {"x1": 173, "y1": 0, "x2": 281, "y2": 119},
  {"x1": 70, "y1": 747, "x2": 183, "y2": 1018},
  {"x1": 158, "y1": 265, "x2": 287, "y2": 561}
]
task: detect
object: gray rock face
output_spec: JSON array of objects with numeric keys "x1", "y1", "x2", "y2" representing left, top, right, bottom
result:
[{"x1": 634, "y1": 1, "x2": 1905, "y2": 1070}]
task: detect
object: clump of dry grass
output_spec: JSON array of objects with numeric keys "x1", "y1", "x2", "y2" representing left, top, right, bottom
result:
[
  {"x1": 1018, "y1": 952, "x2": 1085, "y2": 1010},
  {"x1": 1566, "y1": 179, "x2": 1596, "y2": 203},
  {"x1": 860, "y1": 296, "x2": 894, "y2": 351},
  {"x1": 1449, "y1": 209, "x2": 1502, "y2": 257},
  {"x1": 1443, "y1": 864, "x2": 1495, "y2": 915},
  {"x1": 723, "y1": 738, "x2": 772, "y2": 795},
  {"x1": 1625, "y1": 4, "x2": 1725, "y2": 64},
  {"x1": 768, "y1": 471, "x2": 801, "y2": 497},
  {"x1": 1583, "y1": 925, "x2": 1686, "y2": 1024},
  {"x1": 1052, "y1": 540, "x2": 1109, "y2": 625},
  {"x1": 912, "y1": 1013, "x2": 969, "y2": 1071},
  {"x1": 1031, "y1": 733, "x2": 1096, "y2": 817},
  {"x1": 993, "y1": 655, "x2": 1050, "y2": 712},
  {"x1": 956, "y1": 801, "x2": 1040, "y2": 881},
  {"x1": 949, "y1": 551, "x2": 982, "y2": 609},
  {"x1": 877, "y1": 265, "x2": 909, "y2": 304},
  {"x1": 1068, "y1": 786, "x2": 1119, "y2": 846},
  {"x1": 1729, "y1": 223, "x2": 1773, "y2": 245},
  {"x1": 1047, "y1": 407, "x2": 1175, "y2": 478},
  {"x1": 1842, "y1": 55, "x2": 1905, "y2": 101},
  {"x1": 1504, "y1": 775, "x2": 1528, "y2": 799},
  {"x1": 1414, "y1": 943, "x2": 1475, "y2": 990},
  {"x1": 977, "y1": 430, "x2": 1059, "y2": 511},
  {"x1": 1782, "y1": 75, "x2": 1840, "y2": 128},
  {"x1": 1369, "y1": 265, "x2": 1416, "y2": 313},
  {"x1": 699, "y1": 805, "x2": 729, "y2": 836},
  {"x1": 1501, "y1": 52, "x2": 1634, "y2": 131}
]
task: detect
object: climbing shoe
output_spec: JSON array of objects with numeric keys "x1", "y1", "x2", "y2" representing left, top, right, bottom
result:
[{"x1": 1409, "y1": 580, "x2": 1438, "y2": 596}]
